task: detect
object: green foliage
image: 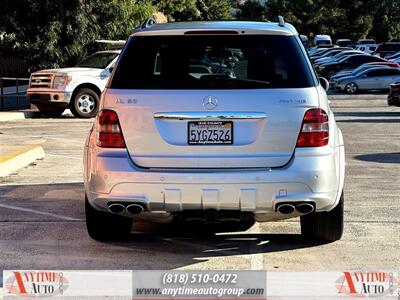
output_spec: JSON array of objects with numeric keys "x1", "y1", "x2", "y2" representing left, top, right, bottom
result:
[
  {"x1": 90, "y1": 0, "x2": 156, "y2": 39},
  {"x1": 157, "y1": 0, "x2": 235, "y2": 21},
  {"x1": 236, "y1": 0, "x2": 268, "y2": 21},
  {"x1": 2, "y1": 0, "x2": 400, "y2": 75},
  {"x1": 0, "y1": 0, "x2": 155, "y2": 72},
  {"x1": 263, "y1": 0, "x2": 400, "y2": 42},
  {"x1": 157, "y1": 0, "x2": 201, "y2": 21},
  {"x1": 197, "y1": 0, "x2": 235, "y2": 20}
]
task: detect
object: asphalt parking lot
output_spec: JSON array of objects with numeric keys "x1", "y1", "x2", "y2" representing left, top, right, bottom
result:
[{"x1": 0, "y1": 97, "x2": 399, "y2": 282}]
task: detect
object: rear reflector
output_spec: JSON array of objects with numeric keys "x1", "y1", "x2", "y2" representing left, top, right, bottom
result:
[
  {"x1": 296, "y1": 108, "x2": 329, "y2": 147},
  {"x1": 96, "y1": 110, "x2": 126, "y2": 148},
  {"x1": 390, "y1": 87, "x2": 400, "y2": 93}
]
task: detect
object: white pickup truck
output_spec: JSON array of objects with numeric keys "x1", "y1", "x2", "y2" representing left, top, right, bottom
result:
[{"x1": 27, "y1": 50, "x2": 120, "y2": 117}]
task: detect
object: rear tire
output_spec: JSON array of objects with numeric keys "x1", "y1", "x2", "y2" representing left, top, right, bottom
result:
[
  {"x1": 85, "y1": 196, "x2": 132, "y2": 241},
  {"x1": 301, "y1": 192, "x2": 344, "y2": 242},
  {"x1": 345, "y1": 82, "x2": 358, "y2": 94},
  {"x1": 70, "y1": 88, "x2": 99, "y2": 118}
]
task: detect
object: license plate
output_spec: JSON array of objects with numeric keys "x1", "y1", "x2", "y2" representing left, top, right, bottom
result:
[{"x1": 188, "y1": 121, "x2": 233, "y2": 145}]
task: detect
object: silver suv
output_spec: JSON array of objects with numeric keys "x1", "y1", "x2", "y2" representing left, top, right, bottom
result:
[{"x1": 84, "y1": 21, "x2": 345, "y2": 242}]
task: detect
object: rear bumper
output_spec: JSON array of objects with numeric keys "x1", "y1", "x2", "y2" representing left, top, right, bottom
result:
[
  {"x1": 27, "y1": 88, "x2": 72, "y2": 106},
  {"x1": 85, "y1": 145, "x2": 344, "y2": 221}
]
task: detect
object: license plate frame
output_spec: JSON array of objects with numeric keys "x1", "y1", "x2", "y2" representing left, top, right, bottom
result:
[{"x1": 187, "y1": 121, "x2": 233, "y2": 145}]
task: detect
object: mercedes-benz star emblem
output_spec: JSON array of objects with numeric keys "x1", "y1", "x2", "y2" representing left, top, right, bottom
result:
[{"x1": 203, "y1": 96, "x2": 218, "y2": 110}]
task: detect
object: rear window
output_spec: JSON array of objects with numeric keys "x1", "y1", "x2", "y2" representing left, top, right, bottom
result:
[
  {"x1": 110, "y1": 35, "x2": 316, "y2": 89},
  {"x1": 76, "y1": 52, "x2": 118, "y2": 69}
]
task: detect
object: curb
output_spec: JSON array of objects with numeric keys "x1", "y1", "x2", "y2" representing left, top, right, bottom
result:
[
  {"x1": 0, "y1": 109, "x2": 73, "y2": 122},
  {"x1": 0, "y1": 111, "x2": 40, "y2": 122},
  {"x1": 0, "y1": 145, "x2": 45, "y2": 177}
]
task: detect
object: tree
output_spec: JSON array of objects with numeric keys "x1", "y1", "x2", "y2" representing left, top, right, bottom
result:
[
  {"x1": 370, "y1": 0, "x2": 400, "y2": 41},
  {"x1": 157, "y1": 0, "x2": 235, "y2": 21},
  {"x1": 89, "y1": 0, "x2": 156, "y2": 39},
  {"x1": 0, "y1": 0, "x2": 156, "y2": 72},
  {"x1": 157, "y1": 0, "x2": 201, "y2": 21},
  {"x1": 197, "y1": 0, "x2": 235, "y2": 20},
  {"x1": 236, "y1": 0, "x2": 268, "y2": 21}
]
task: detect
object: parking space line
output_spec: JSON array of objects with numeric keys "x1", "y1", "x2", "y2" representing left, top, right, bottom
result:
[
  {"x1": 0, "y1": 203, "x2": 83, "y2": 221},
  {"x1": 249, "y1": 223, "x2": 265, "y2": 269}
]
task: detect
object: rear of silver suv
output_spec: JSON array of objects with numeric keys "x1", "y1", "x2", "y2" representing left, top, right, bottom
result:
[{"x1": 84, "y1": 21, "x2": 345, "y2": 242}]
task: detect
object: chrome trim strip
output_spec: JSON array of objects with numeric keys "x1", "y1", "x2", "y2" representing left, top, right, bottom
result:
[{"x1": 154, "y1": 112, "x2": 267, "y2": 120}]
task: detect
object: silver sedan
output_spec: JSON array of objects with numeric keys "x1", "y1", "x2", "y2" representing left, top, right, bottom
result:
[{"x1": 335, "y1": 67, "x2": 400, "y2": 94}]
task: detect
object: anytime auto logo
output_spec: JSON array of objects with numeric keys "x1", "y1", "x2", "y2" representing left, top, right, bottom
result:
[
  {"x1": 5, "y1": 271, "x2": 69, "y2": 297},
  {"x1": 336, "y1": 272, "x2": 398, "y2": 297}
]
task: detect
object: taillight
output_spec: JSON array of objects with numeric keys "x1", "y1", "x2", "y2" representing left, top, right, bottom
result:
[
  {"x1": 96, "y1": 110, "x2": 126, "y2": 148},
  {"x1": 390, "y1": 86, "x2": 400, "y2": 93},
  {"x1": 296, "y1": 108, "x2": 329, "y2": 147}
]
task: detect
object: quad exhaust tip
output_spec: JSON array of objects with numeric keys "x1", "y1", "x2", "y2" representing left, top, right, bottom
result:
[
  {"x1": 126, "y1": 204, "x2": 144, "y2": 215},
  {"x1": 277, "y1": 204, "x2": 295, "y2": 214},
  {"x1": 276, "y1": 202, "x2": 315, "y2": 215},
  {"x1": 107, "y1": 203, "x2": 144, "y2": 215},
  {"x1": 108, "y1": 203, "x2": 125, "y2": 214},
  {"x1": 296, "y1": 203, "x2": 315, "y2": 214}
]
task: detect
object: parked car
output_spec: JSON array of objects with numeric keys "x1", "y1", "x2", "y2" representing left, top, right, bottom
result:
[
  {"x1": 357, "y1": 38, "x2": 376, "y2": 45},
  {"x1": 310, "y1": 47, "x2": 352, "y2": 63},
  {"x1": 314, "y1": 34, "x2": 332, "y2": 46},
  {"x1": 333, "y1": 67, "x2": 400, "y2": 94},
  {"x1": 385, "y1": 52, "x2": 400, "y2": 60},
  {"x1": 331, "y1": 62, "x2": 400, "y2": 79},
  {"x1": 330, "y1": 65, "x2": 392, "y2": 89},
  {"x1": 336, "y1": 39, "x2": 353, "y2": 47},
  {"x1": 317, "y1": 54, "x2": 386, "y2": 78},
  {"x1": 374, "y1": 42, "x2": 400, "y2": 58},
  {"x1": 355, "y1": 39, "x2": 377, "y2": 54},
  {"x1": 84, "y1": 20, "x2": 345, "y2": 242},
  {"x1": 27, "y1": 50, "x2": 121, "y2": 117},
  {"x1": 308, "y1": 44, "x2": 335, "y2": 55},
  {"x1": 355, "y1": 44, "x2": 377, "y2": 55},
  {"x1": 309, "y1": 47, "x2": 336, "y2": 58},
  {"x1": 313, "y1": 50, "x2": 363, "y2": 66},
  {"x1": 387, "y1": 82, "x2": 400, "y2": 106}
]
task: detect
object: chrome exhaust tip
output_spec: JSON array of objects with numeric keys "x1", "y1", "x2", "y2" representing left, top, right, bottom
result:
[
  {"x1": 296, "y1": 203, "x2": 315, "y2": 214},
  {"x1": 108, "y1": 203, "x2": 125, "y2": 214},
  {"x1": 126, "y1": 204, "x2": 144, "y2": 215},
  {"x1": 277, "y1": 204, "x2": 295, "y2": 214}
]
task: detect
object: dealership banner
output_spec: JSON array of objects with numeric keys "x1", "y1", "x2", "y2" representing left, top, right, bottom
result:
[
  {"x1": 2, "y1": 270, "x2": 132, "y2": 299},
  {"x1": 266, "y1": 271, "x2": 399, "y2": 299},
  {"x1": 1, "y1": 270, "x2": 399, "y2": 299},
  {"x1": 132, "y1": 270, "x2": 266, "y2": 299}
]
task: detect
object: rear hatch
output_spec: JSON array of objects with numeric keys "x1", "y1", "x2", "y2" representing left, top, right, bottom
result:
[{"x1": 106, "y1": 33, "x2": 319, "y2": 169}]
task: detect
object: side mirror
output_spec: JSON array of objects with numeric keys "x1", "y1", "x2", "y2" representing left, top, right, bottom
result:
[
  {"x1": 108, "y1": 67, "x2": 114, "y2": 74},
  {"x1": 319, "y1": 77, "x2": 329, "y2": 91}
]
